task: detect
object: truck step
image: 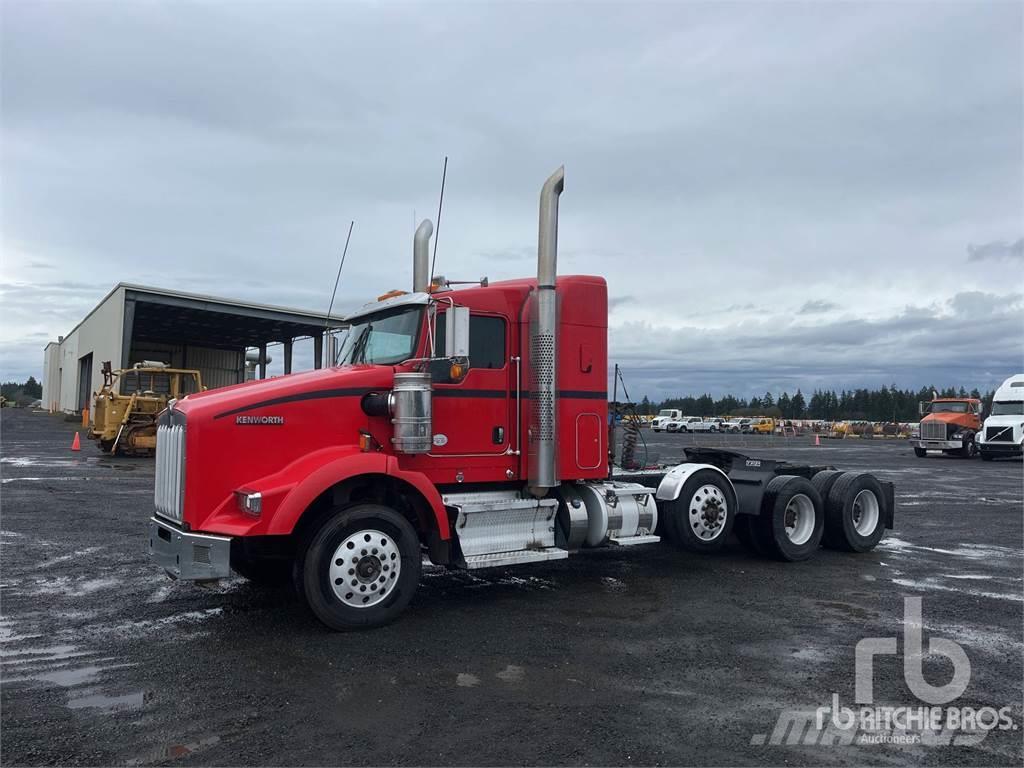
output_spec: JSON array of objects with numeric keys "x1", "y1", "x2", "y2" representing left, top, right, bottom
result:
[
  {"x1": 463, "y1": 548, "x2": 569, "y2": 570},
  {"x1": 608, "y1": 534, "x2": 661, "y2": 546}
]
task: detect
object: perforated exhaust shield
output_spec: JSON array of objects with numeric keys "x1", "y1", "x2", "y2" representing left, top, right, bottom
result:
[{"x1": 528, "y1": 288, "x2": 558, "y2": 491}]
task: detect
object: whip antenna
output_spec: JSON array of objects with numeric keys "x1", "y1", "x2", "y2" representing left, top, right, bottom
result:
[
  {"x1": 428, "y1": 156, "x2": 448, "y2": 287},
  {"x1": 325, "y1": 220, "x2": 355, "y2": 329}
]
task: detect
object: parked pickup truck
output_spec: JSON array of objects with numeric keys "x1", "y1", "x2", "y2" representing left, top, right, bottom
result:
[{"x1": 667, "y1": 417, "x2": 719, "y2": 433}]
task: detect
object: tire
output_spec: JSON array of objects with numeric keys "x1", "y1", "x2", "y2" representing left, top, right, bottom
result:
[
  {"x1": 811, "y1": 471, "x2": 845, "y2": 549},
  {"x1": 754, "y1": 475, "x2": 824, "y2": 562},
  {"x1": 913, "y1": 447, "x2": 927, "y2": 458},
  {"x1": 299, "y1": 503, "x2": 421, "y2": 631},
  {"x1": 231, "y1": 553, "x2": 294, "y2": 585},
  {"x1": 680, "y1": 427, "x2": 688, "y2": 433},
  {"x1": 663, "y1": 469, "x2": 736, "y2": 553},
  {"x1": 823, "y1": 473, "x2": 886, "y2": 553},
  {"x1": 959, "y1": 436, "x2": 978, "y2": 459}
]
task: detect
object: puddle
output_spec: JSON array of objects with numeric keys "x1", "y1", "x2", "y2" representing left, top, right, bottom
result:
[
  {"x1": 791, "y1": 648, "x2": 829, "y2": 661},
  {"x1": 0, "y1": 457, "x2": 88, "y2": 468},
  {"x1": 496, "y1": 664, "x2": 525, "y2": 683},
  {"x1": 26, "y1": 576, "x2": 121, "y2": 597},
  {"x1": 455, "y1": 672, "x2": 479, "y2": 687},
  {"x1": 0, "y1": 644, "x2": 81, "y2": 660},
  {"x1": 35, "y1": 547, "x2": 103, "y2": 570},
  {"x1": 126, "y1": 736, "x2": 221, "y2": 766},
  {"x1": 68, "y1": 690, "x2": 147, "y2": 712},
  {"x1": 891, "y1": 578, "x2": 1023, "y2": 603}
]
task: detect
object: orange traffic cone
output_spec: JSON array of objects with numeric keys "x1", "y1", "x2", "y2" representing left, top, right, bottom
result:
[
  {"x1": 814, "y1": 433, "x2": 821, "y2": 447},
  {"x1": 71, "y1": 432, "x2": 81, "y2": 452}
]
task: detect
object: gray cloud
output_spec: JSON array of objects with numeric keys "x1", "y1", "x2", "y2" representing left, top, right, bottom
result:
[
  {"x1": 1, "y1": 2, "x2": 1021, "y2": 396},
  {"x1": 967, "y1": 238, "x2": 1024, "y2": 262},
  {"x1": 610, "y1": 291, "x2": 1024, "y2": 400},
  {"x1": 797, "y1": 300, "x2": 839, "y2": 315}
]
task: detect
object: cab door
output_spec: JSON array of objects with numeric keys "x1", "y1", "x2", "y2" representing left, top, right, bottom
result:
[{"x1": 429, "y1": 313, "x2": 514, "y2": 464}]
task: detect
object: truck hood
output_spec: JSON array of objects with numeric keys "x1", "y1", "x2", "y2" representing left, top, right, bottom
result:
[
  {"x1": 175, "y1": 365, "x2": 388, "y2": 421},
  {"x1": 921, "y1": 413, "x2": 976, "y2": 427},
  {"x1": 171, "y1": 365, "x2": 396, "y2": 532}
]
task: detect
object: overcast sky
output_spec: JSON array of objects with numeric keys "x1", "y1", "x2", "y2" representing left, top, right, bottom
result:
[{"x1": 2, "y1": 1, "x2": 1022, "y2": 400}]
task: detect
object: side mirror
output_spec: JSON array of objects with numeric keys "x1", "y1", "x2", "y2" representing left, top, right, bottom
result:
[
  {"x1": 918, "y1": 401, "x2": 927, "y2": 415},
  {"x1": 445, "y1": 307, "x2": 470, "y2": 358}
]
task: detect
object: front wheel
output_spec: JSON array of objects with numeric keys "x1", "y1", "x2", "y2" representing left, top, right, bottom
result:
[
  {"x1": 299, "y1": 503, "x2": 421, "y2": 631},
  {"x1": 913, "y1": 447, "x2": 927, "y2": 458},
  {"x1": 959, "y1": 437, "x2": 978, "y2": 459}
]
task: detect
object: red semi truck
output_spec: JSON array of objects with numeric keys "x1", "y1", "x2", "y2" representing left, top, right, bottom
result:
[{"x1": 150, "y1": 167, "x2": 894, "y2": 630}]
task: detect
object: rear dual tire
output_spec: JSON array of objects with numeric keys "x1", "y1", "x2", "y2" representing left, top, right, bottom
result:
[
  {"x1": 822, "y1": 472, "x2": 886, "y2": 552},
  {"x1": 752, "y1": 475, "x2": 824, "y2": 561}
]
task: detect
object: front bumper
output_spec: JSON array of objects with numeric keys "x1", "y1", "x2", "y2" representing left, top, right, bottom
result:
[
  {"x1": 979, "y1": 442, "x2": 1023, "y2": 456},
  {"x1": 913, "y1": 439, "x2": 962, "y2": 451},
  {"x1": 149, "y1": 516, "x2": 232, "y2": 581}
]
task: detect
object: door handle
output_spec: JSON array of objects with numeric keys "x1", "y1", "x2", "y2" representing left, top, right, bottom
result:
[{"x1": 492, "y1": 426, "x2": 505, "y2": 445}]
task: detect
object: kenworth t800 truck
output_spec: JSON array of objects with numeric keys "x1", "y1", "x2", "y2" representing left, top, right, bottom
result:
[{"x1": 149, "y1": 167, "x2": 895, "y2": 630}]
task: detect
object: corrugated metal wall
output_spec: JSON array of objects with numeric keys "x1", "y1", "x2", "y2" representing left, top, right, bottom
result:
[{"x1": 126, "y1": 342, "x2": 243, "y2": 391}]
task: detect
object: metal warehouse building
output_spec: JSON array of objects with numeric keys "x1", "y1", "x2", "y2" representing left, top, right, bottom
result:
[{"x1": 42, "y1": 283, "x2": 344, "y2": 414}]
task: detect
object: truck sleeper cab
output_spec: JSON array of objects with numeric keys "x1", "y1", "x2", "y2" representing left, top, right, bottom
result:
[{"x1": 149, "y1": 167, "x2": 896, "y2": 631}]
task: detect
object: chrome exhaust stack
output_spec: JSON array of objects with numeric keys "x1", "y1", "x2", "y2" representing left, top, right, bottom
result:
[
  {"x1": 528, "y1": 166, "x2": 564, "y2": 497},
  {"x1": 413, "y1": 219, "x2": 434, "y2": 293}
]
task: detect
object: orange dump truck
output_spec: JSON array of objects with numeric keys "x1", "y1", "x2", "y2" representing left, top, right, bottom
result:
[{"x1": 912, "y1": 396, "x2": 983, "y2": 458}]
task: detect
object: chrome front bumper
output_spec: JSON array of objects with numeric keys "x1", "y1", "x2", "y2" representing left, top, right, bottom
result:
[
  {"x1": 913, "y1": 439, "x2": 961, "y2": 451},
  {"x1": 149, "y1": 517, "x2": 231, "y2": 581}
]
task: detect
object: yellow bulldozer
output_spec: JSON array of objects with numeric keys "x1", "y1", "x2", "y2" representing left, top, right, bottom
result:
[{"x1": 89, "y1": 361, "x2": 204, "y2": 456}]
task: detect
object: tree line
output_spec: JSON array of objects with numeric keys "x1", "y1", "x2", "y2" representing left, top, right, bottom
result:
[
  {"x1": 1, "y1": 377, "x2": 42, "y2": 405},
  {"x1": 637, "y1": 385, "x2": 994, "y2": 422}
]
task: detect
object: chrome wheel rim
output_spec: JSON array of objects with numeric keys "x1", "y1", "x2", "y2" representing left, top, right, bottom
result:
[
  {"x1": 688, "y1": 484, "x2": 728, "y2": 540},
  {"x1": 329, "y1": 529, "x2": 401, "y2": 608},
  {"x1": 784, "y1": 493, "x2": 815, "y2": 545},
  {"x1": 852, "y1": 490, "x2": 879, "y2": 536}
]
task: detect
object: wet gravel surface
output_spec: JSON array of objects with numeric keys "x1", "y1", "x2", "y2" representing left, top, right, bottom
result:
[{"x1": 1, "y1": 408, "x2": 1021, "y2": 766}]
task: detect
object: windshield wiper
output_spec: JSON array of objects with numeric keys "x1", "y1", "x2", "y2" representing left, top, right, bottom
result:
[{"x1": 350, "y1": 324, "x2": 373, "y2": 364}]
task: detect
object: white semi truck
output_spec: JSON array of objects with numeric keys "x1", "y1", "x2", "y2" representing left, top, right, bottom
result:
[{"x1": 977, "y1": 374, "x2": 1024, "y2": 461}]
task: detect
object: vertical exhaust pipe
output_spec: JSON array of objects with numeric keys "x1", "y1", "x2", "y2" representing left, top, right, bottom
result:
[
  {"x1": 413, "y1": 219, "x2": 434, "y2": 293},
  {"x1": 528, "y1": 166, "x2": 564, "y2": 497}
]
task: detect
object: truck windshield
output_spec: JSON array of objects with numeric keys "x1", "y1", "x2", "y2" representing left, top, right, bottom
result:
[
  {"x1": 926, "y1": 402, "x2": 968, "y2": 414},
  {"x1": 338, "y1": 307, "x2": 423, "y2": 366},
  {"x1": 990, "y1": 400, "x2": 1024, "y2": 416},
  {"x1": 657, "y1": 410, "x2": 675, "y2": 417}
]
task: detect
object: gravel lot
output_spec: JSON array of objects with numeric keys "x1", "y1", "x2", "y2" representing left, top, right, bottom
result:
[{"x1": 2, "y1": 408, "x2": 1021, "y2": 766}]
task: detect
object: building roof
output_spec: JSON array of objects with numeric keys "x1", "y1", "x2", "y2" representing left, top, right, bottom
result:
[{"x1": 53, "y1": 282, "x2": 348, "y2": 350}]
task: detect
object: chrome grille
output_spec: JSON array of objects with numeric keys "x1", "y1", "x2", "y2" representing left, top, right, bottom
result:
[
  {"x1": 920, "y1": 421, "x2": 948, "y2": 440},
  {"x1": 986, "y1": 426, "x2": 1015, "y2": 442},
  {"x1": 154, "y1": 421, "x2": 185, "y2": 522}
]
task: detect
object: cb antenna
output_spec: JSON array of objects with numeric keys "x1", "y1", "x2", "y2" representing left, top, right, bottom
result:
[
  {"x1": 325, "y1": 220, "x2": 355, "y2": 330},
  {"x1": 428, "y1": 156, "x2": 448, "y2": 287}
]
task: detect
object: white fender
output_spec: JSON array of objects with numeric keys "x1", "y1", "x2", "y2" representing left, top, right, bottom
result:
[{"x1": 656, "y1": 462, "x2": 733, "y2": 502}]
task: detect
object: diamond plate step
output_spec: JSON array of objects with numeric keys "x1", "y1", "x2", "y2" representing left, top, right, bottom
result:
[
  {"x1": 608, "y1": 534, "x2": 661, "y2": 546},
  {"x1": 463, "y1": 548, "x2": 569, "y2": 570}
]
